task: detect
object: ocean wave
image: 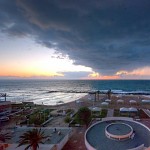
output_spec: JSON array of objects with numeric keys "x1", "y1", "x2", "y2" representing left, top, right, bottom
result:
[
  {"x1": 47, "y1": 90, "x2": 90, "y2": 93},
  {"x1": 46, "y1": 90, "x2": 150, "y2": 95},
  {"x1": 106, "y1": 90, "x2": 150, "y2": 95}
]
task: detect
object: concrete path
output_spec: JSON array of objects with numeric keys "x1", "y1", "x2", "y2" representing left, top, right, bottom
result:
[
  {"x1": 62, "y1": 127, "x2": 86, "y2": 150},
  {"x1": 107, "y1": 109, "x2": 114, "y2": 117},
  {"x1": 143, "y1": 109, "x2": 150, "y2": 117}
]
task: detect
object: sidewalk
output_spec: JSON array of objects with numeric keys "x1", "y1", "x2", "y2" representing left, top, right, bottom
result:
[
  {"x1": 107, "y1": 109, "x2": 114, "y2": 117},
  {"x1": 143, "y1": 109, "x2": 150, "y2": 117},
  {"x1": 62, "y1": 127, "x2": 86, "y2": 150}
]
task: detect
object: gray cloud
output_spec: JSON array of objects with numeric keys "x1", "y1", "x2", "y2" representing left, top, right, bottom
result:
[
  {"x1": 57, "y1": 71, "x2": 91, "y2": 79},
  {"x1": 1, "y1": 0, "x2": 150, "y2": 75}
]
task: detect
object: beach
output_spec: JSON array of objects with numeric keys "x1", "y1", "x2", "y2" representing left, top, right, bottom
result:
[
  {"x1": 1, "y1": 79, "x2": 150, "y2": 106},
  {"x1": 48, "y1": 94, "x2": 150, "y2": 111},
  {"x1": 3, "y1": 93, "x2": 150, "y2": 129}
]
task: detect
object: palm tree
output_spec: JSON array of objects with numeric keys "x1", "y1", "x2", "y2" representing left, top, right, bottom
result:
[
  {"x1": 107, "y1": 89, "x2": 112, "y2": 99},
  {"x1": 0, "y1": 130, "x2": 11, "y2": 142},
  {"x1": 97, "y1": 90, "x2": 100, "y2": 101},
  {"x1": 94, "y1": 91, "x2": 97, "y2": 102},
  {"x1": 17, "y1": 128, "x2": 49, "y2": 150}
]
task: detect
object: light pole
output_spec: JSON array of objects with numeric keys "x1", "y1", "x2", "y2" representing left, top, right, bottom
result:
[
  {"x1": 43, "y1": 110, "x2": 45, "y2": 122},
  {"x1": 40, "y1": 112, "x2": 42, "y2": 120},
  {"x1": 93, "y1": 98, "x2": 95, "y2": 108}
]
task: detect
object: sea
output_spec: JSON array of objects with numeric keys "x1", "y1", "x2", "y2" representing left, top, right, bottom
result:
[{"x1": 0, "y1": 79, "x2": 150, "y2": 105}]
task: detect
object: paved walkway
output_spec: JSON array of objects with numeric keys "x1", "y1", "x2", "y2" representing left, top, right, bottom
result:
[
  {"x1": 140, "y1": 119, "x2": 150, "y2": 128},
  {"x1": 143, "y1": 109, "x2": 150, "y2": 117},
  {"x1": 62, "y1": 127, "x2": 86, "y2": 150},
  {"x1": 107, "y1": 109, "x2": 114, "y2": 117}
]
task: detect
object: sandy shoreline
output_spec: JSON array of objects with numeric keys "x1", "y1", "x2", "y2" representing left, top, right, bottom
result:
[
  {"x1": 3, "y1": 94, "x2": 150, "y2": 130},
  {"x1": 38, "y1": 94, "x2": 150, "y2": 110}
]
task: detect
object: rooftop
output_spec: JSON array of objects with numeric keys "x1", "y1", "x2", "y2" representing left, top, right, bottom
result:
[
  {"x1": 6, "y1": 127, "x2": 72, "y2": 145},
  {"x1": 85, "y1": 118, "x2": 150, "y2": 150},
  {"x1": 106, "y1": 123, "x2": 132, "y2": 136}
]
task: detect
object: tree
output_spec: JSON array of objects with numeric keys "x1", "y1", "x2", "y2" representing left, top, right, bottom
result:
[
  {"x1": 0, "y1": 130, "x2": 11, "y2": 142},
  {"x1": 64, "y1": 116, "x2": 72, "y2": 123},
  {"x1": 75, "y1": 107, "x2": 92, "y2": 127},
  {"x1": 97, "y1": 90, "x2": 100, "y2": 101},
  {"x1": 107, "y1": 89, "x2": 112, "y2": 99},
  {"x1": 17, "y1": 128, "x2": 49, "y2": 150},
  {"x1": 95, "y1": 91, "x2": 97, "y2": 101}
]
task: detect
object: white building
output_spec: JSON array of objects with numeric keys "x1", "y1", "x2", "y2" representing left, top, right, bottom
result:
[
  {"x1": 85, "y1": 117, "x2": 150, "y2": 150},
  {"x1": 0, "y1": 127, "x2": 72, "y2": 150}
]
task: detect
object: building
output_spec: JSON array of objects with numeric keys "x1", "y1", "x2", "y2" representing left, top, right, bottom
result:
[
  {"x1": 85, "y1": 117, "x2": 150, "y2": 150},
  {"x1": 0, "y1": 101, "x2": 11, "y2": 116},
  {"x1": 0, "y1": 127, "x2": 72, "y2": 150},
  {"x1": 0, "y1": 93, "x2": 11, "y2": 116}
]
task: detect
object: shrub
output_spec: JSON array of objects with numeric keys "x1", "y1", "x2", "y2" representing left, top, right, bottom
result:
[
  {"x1": 100, "y1": 109, "x2": 108, "y2": 118},
  {"x1": 64, "y1": 116, "x2": 72, "y2": 123},
  {"x1": 75, "y1": 107, "x2": 92, "y2": 127}
]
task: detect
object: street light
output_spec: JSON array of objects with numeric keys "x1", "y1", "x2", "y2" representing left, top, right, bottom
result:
[
  {"x1": 43, "y1": 110, "x2": 46, "y2": 122},
  {"x1": 93, "y1": 99, "x2": 95, "y2": 108},
  {"x1": 39, "y1": 112, "x2": 43, "y2": 120}
]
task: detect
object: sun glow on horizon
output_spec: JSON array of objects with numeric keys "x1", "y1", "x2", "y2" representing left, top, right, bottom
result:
[
  {"x1": 0, "y1": 35, "x2": 92, "y2": 79},
  {"x1": 87, "y1": 72, "x2": 120, "y2": 80},
  {"x1": 115, "y1": 66, "x2": 150, "y2": 79},
  {"x1": 0, "y1": 56, "x2": 92, "y2": 78}
]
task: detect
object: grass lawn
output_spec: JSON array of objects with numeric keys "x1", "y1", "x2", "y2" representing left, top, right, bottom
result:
[{"x1": 27, "y1": 109, "x2": 55, "y2": 125}]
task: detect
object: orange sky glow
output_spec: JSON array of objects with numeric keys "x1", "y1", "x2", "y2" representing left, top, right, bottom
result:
[{"x1": 1, "y1": 66, "x2": 150, "y2": 79}]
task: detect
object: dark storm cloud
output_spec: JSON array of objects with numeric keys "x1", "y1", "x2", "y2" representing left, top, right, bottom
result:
[{"x1": 1, "y1": 0, "x2": 150, "y2": 75}]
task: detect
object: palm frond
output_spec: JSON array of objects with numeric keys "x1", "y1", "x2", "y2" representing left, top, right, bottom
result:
[
  {"x1": 17, "y1": 128, "x2": 49, "y2": 150},
  {"x1": 0, "y1": 132, "x2": 11, "y2": 142}
]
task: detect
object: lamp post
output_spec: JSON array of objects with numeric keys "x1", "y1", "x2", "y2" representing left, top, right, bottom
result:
[
  {"x1": 43, "y1": 110, "x2": 45, "y2": 122},
  {"x1": 93, "y1": 98, "x2": 95, "y2": 108},
  {"x1": 40, "y1": 112, "x2": 42, "y2": 120}
]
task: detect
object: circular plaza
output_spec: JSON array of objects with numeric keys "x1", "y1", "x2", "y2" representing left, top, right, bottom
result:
[{"x1": 85, "y1": 118, "x2": 150, "y2": 150}]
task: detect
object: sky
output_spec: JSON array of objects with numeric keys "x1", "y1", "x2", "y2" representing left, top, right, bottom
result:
[{"x1": 0, "y1": 0, "x2": 150, "y2": 79}]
